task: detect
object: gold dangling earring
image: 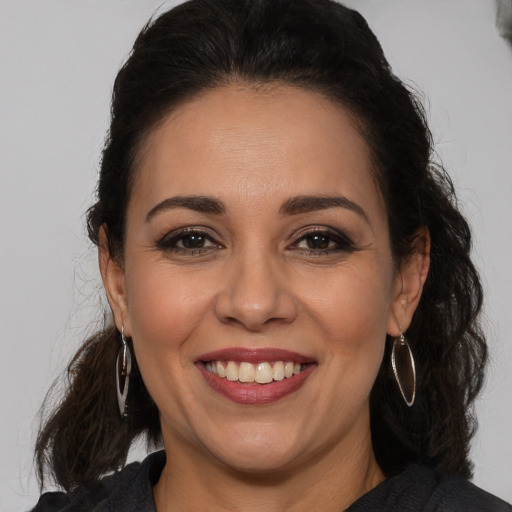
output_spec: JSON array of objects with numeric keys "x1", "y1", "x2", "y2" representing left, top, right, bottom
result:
[
  {"x1": 391, "y1": 334, "x2": 416, "y2": 407},
  {"x1": 116, "y1": 326, "x2": 132, "y2": 420}
]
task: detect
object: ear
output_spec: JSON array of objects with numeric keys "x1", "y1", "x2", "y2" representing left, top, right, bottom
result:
[
  {"x1": 387, "y1": 227, "x2": 430, "y2": 337},
  {"x1": 98, "y1": 226, "x2": 130, "y2": 335}
]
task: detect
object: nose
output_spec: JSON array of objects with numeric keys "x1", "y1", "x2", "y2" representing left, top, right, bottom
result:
[{"x1": 214, "y1": 250, "x2": 298, "y2": 332}]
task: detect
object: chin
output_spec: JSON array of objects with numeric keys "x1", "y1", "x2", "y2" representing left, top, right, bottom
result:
[{"x1": 206, "y1": 426, "x2": 307, "y2": 475}]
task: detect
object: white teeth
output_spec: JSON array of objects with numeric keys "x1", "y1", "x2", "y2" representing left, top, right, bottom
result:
[
  {"x1": 273, "y1": 361, "x2": 285, "y2": 381},
  {"x1": 255, "y1": 362, "x2": 273, "y2": 384},
  {"x1": 226, "y1": 361, "x2": 238, "y2": 381},
  {"x1": 239, "y1": 362, "x2": 256, "y2": 383},
  {"x1": 216, "y1": 361, "x2": 225, "y2": 378},
  {"x1": 205, "y1": 360, "x2": 307, "y2": 384}
]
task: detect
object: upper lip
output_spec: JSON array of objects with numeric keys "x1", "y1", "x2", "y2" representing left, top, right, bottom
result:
[{"x1": 197, "y1": 347, "x2": 315, "y2": 365}]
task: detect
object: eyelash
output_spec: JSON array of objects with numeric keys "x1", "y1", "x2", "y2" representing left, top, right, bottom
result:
[
  {"x1": 156, "y1": 226, "x2": 354, "y2": 256},
  {"x1": 156, "y1": 227, "x2": 222, "y2": 254},
  {"x1": 290, "y1": 227, "x2": 354, "y2": 256}
]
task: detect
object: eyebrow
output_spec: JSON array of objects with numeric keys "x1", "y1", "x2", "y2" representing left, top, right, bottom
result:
[
  {"x1": 145, "y1": 195, "x2": 225, "y2": 222},
  {"x1": 279, "y1": 195, "x2": 370, "y2": 224},
  {"x1": 145, "y1": 193, "x2": 369, "y2": 225}
]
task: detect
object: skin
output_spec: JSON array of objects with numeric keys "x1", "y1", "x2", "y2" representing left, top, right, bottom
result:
[{"x1": 101, "y1": 85, "x2": 430, "y2": 511}]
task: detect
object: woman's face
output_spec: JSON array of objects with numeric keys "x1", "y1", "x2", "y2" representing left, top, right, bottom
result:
[{"x1": 103, "y1": 85, "x2": 423, "y2": 474}]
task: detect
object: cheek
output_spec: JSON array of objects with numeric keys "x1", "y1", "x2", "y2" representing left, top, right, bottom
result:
[
  {"x1": 124, "y1": 259, "x2": 214, "y2": 362},
  {"x1": 299, "y1": 261, "x2": 393, "y2": 375},
  {"x1": 122, "y1": 258, "x2": 219, "y2": 423},
  {"x1": 307, "y1": 265, "x2": 391, "y2": 331}
]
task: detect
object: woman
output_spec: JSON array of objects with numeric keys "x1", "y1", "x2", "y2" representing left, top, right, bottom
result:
[{"x1": 31, "y1": 0, "x2": 511, "y2": 510}]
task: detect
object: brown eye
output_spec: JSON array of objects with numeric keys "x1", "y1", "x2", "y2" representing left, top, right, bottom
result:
[
  {"x1": 181, "y1": 233, "x2": 207, "y2": 249},
  {"x1": 305, "y1": 233, "x2": 331, "y2": 250},
  {"x1": 293, "y1": 228, "x2": 354, "y2": 254},
  {"x1": 156, "y1": 228, "x2": 221, "y2": 253}
]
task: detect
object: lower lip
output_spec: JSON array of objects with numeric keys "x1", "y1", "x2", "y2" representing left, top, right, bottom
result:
[{"x1": 198, "y1": 364, "x2": 316, "y2": 405}]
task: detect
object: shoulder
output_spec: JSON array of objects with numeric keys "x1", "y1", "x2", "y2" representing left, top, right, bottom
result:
[
  {"x1": 430, "y1": 473, "x2": 512, "y2": 512},
  {"x1": 29, "y1": 451, "x2": 166, "y2": 512},
  {"x1": 30, "y1": 492, "x2": 70, "y2": 512},
  {"x1": 348, "y1": 464, "x2": 511, "y2": 512}
]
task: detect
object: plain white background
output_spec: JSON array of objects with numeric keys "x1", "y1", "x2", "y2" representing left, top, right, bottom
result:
[{"x1": 1, "y1": 1, "x2": 511, "y2": 510}]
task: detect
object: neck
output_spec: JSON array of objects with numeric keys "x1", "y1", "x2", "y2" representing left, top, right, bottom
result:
[{"x1": 153, "y1": 428, "x2": 384, "y2": 512}]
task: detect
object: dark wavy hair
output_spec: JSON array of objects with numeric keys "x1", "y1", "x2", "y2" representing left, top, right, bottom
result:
[{"x1": 35, "y1": 0, "x2": 486, "y2": 492}]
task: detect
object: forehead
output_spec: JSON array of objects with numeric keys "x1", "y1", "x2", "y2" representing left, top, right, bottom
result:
[{"x1": 131, "y1": 84, "x2": 384, "y2": 220}]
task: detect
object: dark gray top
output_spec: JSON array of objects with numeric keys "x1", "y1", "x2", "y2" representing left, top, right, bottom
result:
[{"x1": 31, "y1": 450, "x2": 511, "y2": 511}]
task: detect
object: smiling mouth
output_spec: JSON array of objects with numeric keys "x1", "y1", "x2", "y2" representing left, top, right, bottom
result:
[
  {"x1": 203, "y1": 360, "x2": 307, "y2": 384},
  {"x1": 197, "y1": 348, "x2": 315, "y2": 404}
]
